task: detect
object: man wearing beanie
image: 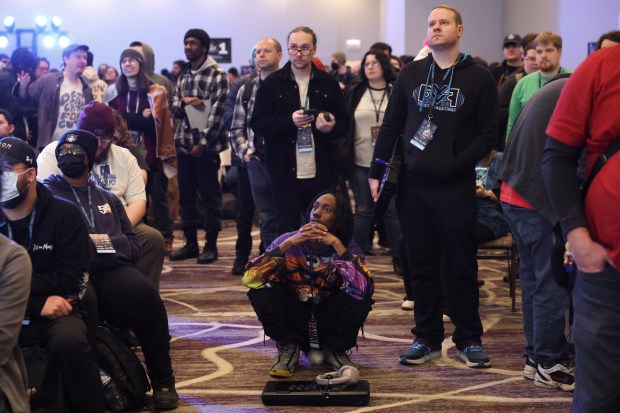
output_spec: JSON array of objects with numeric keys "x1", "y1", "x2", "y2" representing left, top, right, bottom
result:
[
  {"x1": 36, "y1": 101, "x2": 166, "y2": 289},
  {"x1": 330, "y1": 50, "x2": 352, "y2": 89},
  {"x1": 43, "y1": 129, "x2": 179, "y2": 410},
  {"x1": 170, "y1": 28, "x2": 229, "y2": 263},
  {"x1": 104, "y1": 47, "x2": 177, "y2": 257},
  {"x1": 0, "y1": 136, "x2": 104, "y2": 412},
  {"x1": 15, "y1": 44, "x2": 94, "y2": 152}
]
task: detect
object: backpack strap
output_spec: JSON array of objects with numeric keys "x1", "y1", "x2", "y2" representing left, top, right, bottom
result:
[
  {"x1": 582, "y1": 138, "x2": 620, "y2": 196},
  {"x1": 241, "y1": 77, "x2": 255, "y2": 113}
]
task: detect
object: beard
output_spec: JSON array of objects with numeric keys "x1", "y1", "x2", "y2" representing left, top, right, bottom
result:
[
  {"x1": 539, "y1": 60, "x2": 557, "y2": 73},
  {"x1": 95, "y1": 145, "x2": 111, "y2": 164}
]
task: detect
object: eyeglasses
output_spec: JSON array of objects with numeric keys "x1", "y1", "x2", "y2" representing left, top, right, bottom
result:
[
  {"x1": 364, "y1": 61, "x2": 380, "y2": 68},
  {"x1": 524, "y1": 56, "x2": 536, "y2": 62},
  {"x1": 58, "y1": 146, "x2": 85, "y2": 156},
  {"x1": 287, "y1": 46, "x2": 313, "y2": 56},
  {"x1": 121, "y1": 57, "x2": 138, "y2": 65}
]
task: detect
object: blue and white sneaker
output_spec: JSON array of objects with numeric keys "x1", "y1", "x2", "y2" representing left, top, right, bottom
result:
[
  {"x1": 399, "y1": 340, "x2": 442, "y2": 366},
  {"x1": 457, "y1": 344, "x2": 491, "y2": 368}
]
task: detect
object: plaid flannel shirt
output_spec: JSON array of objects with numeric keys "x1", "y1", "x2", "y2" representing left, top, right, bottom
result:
[
  {"x1": 229, "y1": 76, "x2": 259, "y2": 160},
  {"x1": 172, "y1": 56, "x2": 230, "y2": 154}
]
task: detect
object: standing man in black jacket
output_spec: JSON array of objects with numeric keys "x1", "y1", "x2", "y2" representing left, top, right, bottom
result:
[
  {"x1": 0, "y1": 136, "x2": 103, "y2": 412},
  {"x1": 369, "y1": 5, "x2": 497, "y2": 368},
  {"x1": 251, "y1": 26, "x2": 349, "y2": 235}
]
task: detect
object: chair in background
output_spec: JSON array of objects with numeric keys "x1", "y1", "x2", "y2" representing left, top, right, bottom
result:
[{"x1": 477, "y1": 233, "x2": 519, "y2": 312}]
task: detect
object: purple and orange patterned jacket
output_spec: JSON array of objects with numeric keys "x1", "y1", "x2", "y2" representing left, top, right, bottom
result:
[{"x1": 242, "y1": 231, "x2": 373, "y2": 303}]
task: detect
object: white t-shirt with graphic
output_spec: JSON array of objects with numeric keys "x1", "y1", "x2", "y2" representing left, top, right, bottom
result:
[{"x1": 52, "y1": 79, "x2": 86, "y2": 141}]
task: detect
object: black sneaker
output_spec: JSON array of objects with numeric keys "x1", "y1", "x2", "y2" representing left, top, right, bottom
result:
[
  {"x1": 151, "y1": 375, "x2": 179, "y2": 410},
  {"x1": 457, "y1": 344, "x2": 491, "y2": 368},
  {"x1": 399, "y1": 340, "x2": 441, "y2": 365},
  {"x1": 197, "y1": 248, "x2": 218, "y2": 264},
  {"x1": 169, "y1": 243, "x2": 198, "y2": 261},
  {"x1": 231, "y1": 257, "x2": 248, "y2": 275},
  {"x1": 534, "y1": 362, "x2": 575, "y2": 392}
]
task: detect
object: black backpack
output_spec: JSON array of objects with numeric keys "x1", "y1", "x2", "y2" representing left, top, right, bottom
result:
[
  {"x1": 20, "y1": 345, "x2": 66, "y2": 412},
  {"x1": 93, "y1": 326, "x2": 150, "y2": 411}
]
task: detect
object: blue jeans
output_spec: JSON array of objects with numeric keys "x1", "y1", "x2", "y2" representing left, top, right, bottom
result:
[
  {"x1": 502, "y1": 203, "x2": 570, "y2": 365},
  {"x1": 246, "y1": 159, "x2": 278, "y2": 248},
  {"x1": 351, "y1": 164, "x2": 401, "y2": 256},
  {"x1": 571, "y1": 265, "x2": 620, "y2": 413}
]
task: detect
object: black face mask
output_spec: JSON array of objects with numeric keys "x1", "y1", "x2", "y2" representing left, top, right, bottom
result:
[
  {"x1": 330, "y1": 62, "x2": 339, "y2": 71},
  {"x1": 58, "y1": 154, "x2": 88, "y2": 178}
]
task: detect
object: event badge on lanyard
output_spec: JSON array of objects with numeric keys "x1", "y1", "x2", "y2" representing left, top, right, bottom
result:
[
  {"x1": 369, "y1": 88, "x2": 387, "y2": 146},
  {"x1": 70, "y1": 185, "x2": 116, "y2": 254},
  {"x1": 297, "y1": 126, "x2": 313, "y2": 153}
]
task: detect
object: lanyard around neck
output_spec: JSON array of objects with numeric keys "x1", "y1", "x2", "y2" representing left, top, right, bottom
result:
[
  {"x1": 69, "y1": 185, "x2": 95, "y2": 231},
  {"x1": 368, "y1": 87, "x2": 388, "y2": 124},
  {"x1": 7, "y1": 209, "x2": 36, "y2": 251},
  {"x1": 419, "y1": 54, "x2": 461, "y2": 113},
  {"x1": 126, "y1": 91, "x2": 140, "y2": 114}
]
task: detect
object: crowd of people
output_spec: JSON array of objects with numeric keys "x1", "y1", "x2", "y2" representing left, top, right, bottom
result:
[{"x1": 1, "y1": 4, "x2": 620, "y2": 412}]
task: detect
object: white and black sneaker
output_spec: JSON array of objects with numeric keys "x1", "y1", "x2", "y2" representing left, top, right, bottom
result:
[
  {"x1": 524, "y1": 356, "x2": 537, "y2": 380},
  {"x1": 269, "y1": 341, "x2": 300, "y2": 378},
  {"x1": 534, "y1": 362, "x2": 575, "y2": 392}
]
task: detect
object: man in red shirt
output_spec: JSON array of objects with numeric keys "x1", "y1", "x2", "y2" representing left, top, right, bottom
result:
[{"x1": 542, "y1": 45, "x2": 620, "y2": 412}]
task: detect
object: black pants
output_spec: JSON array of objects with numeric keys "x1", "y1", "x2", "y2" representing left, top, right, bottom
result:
[
  {"x1": 20, "y1": 314, "x2": 104, "y2": 413},
  {"x1": 248, "y1": 285, "x2": 373, "y2": 353},
  {"x1": 235, "y1": 166, "x2": 255, "y2": 258},
  {"x1": 397, "y1": 180, "x2": 483, "y2": 348},
  {"x1": 145, "y1": 169, "x2": 173, "y2": 239},
  {"x1": 270, "y1": 179, "x2": 328, "y2": 236},
  {"x1": 91, "y1": 265, "x2": 173, "y2": 380},
  {"x1": 177, "y1": 152, "x2": 222, "y2": 234}
]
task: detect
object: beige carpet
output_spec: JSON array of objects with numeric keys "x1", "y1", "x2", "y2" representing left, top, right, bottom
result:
[{"x1": 145, "y1": 223, "x2": 573, "y2": 412}]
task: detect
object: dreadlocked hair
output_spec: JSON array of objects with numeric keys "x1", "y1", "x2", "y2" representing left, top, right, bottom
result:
[{"x1": 305, "y1": 191, "x2": 354, "y2": 247}]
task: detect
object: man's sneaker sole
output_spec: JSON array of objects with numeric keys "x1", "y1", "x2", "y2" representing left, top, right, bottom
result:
[
  {"x1": 399, "y1": 350, "x2": 441, "y2": 366},
  {"x1": 524, "y1": 357, "x2": 536, "y2": 380},
  {"x1": 269, "y1": 366, "x2": 297, "y2": 378},
  {"x1": 456, "y1": 350, "x2": 492, "y2": 368}
]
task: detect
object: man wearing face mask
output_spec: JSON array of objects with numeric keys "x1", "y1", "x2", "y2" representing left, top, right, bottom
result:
[
  {"x1": 43, "y1": 130, "x2": 179, "y2": 410},
  {"x1": 329, "y1": 51, "x2": 352, "y2": 90},
  {"x1": 0, "y1": 136, "x2": 104, "y2": 412}
]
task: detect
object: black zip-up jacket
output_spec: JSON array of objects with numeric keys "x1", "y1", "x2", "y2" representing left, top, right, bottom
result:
[
  {"x1": 0, "y1": 183, "x2": 89, "y2": 321},
  {"x1": 369, "y1": 54, "x2": 498, "y2": 187},
  {"x1": 250, "y1": 62, "x2": 349, "y2": 186}
]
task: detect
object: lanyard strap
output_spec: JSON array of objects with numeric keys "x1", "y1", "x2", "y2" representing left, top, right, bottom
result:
[
  {"x1": 69, "y1": 185, "x2": 95, "y2": 231},
  {"x1": 418, "y1": 54, "x2": 460, "y2": 115},
  {"x1": 127, "y1": 91, "x2": 140, "y2": 114},
  {"x1": 369, "y1": 88, "x2": 388, "y2": 124},
  {"x1": 7, "y1": 208, "x2": 36, "y2": 250}
]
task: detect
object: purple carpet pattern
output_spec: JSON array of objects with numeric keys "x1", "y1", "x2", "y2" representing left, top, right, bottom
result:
[{"x1": 146, "y1": 224, "x2": 573, "y2": 412}]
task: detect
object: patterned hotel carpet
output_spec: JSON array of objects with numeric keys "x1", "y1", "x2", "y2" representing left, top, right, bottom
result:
[{"x1": 140, "y1": 223, "x2": 573, "y2": 412}]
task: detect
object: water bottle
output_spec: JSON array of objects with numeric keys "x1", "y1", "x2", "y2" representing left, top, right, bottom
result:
[{"x1": 99, "y1": 369, "x2": 129, "y2": 411}]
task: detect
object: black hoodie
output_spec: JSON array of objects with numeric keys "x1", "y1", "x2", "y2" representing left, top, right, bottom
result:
[
  {"x1": 43, "y1": 175, "x2": 142, "y2": 273},
  {"x1": 369, "y1": 54, "x2": 498, "y2": 187},
  {"x1": 0, "y1": 183, "x2": 89, "y2": 321}
]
